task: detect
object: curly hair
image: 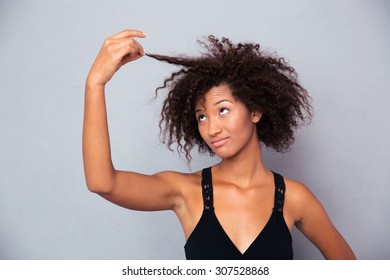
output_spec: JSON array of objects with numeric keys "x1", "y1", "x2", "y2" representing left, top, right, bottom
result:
[{"x1": 146, "y1": 36, "x2": 312, "y2": 162}]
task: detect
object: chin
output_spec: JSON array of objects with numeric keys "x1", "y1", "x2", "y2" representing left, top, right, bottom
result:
[{"x1": 213, "y1": 150, "x2": 237, "y2": 160}]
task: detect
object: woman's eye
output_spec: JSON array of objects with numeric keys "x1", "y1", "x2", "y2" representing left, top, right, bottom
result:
[
  {"x1": 198, "y1": 115, "x2": 206, "y2": 122},
  {"x1": 220, "y1": 108, "x2": 229, "y2": 115}
]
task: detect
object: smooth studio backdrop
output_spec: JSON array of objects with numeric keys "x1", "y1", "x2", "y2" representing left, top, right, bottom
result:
[{"x1": 0, "y1": 0, "x2": 389, "y2": 259}]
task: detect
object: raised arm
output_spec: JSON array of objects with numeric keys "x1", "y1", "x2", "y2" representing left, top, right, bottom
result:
[{"x1": 82, "y1": 30, "x2": 183, "y2": 211}]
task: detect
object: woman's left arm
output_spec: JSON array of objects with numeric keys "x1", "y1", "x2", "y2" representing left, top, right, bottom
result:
[{"x1": 286, "y1": 180, "x2": 356, "y2": 260}]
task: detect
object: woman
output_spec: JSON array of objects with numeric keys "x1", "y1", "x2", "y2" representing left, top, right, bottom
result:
[{"x1": 83, "y1": 29, "x2": 355, "y2": 259}]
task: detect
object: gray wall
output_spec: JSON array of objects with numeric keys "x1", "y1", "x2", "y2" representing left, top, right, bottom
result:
[{"x1": 0, "y1": 0, "x2": 389, "y2": 259}]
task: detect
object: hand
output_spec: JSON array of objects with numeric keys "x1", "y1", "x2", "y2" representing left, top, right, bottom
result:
[{"x1": 86, "y1": 29, "x2": 146, "y2": 88}]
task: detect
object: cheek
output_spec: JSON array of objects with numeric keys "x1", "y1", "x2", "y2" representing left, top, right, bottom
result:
[
  {"x1": 228, "y1": 114, "x2": 251, "y2": 131},
  {"x1": 229, "y1": 116, "x2": 256, "y2": 140}
]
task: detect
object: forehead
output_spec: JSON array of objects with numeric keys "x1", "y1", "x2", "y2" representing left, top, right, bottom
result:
[{"x1": 196, "y1": 84, "x2": 234, "y2": 107}]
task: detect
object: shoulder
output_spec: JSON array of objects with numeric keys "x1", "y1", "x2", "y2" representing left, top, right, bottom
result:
[
  {"x1": 282, "y1": 176, "x2": 322, "y2": 224},
  {"x1": 152, "y1": 169, "x2": 203, "y2": 197},
  {"x1": 283, "y1": 177, "x2": 314, "y2": 202},
  {"x1": 153, "y1": 169, "x2": 201, "y2": 185},
  {"x1": 155, "y1": 169, "x2": 204, "y2": 213}
]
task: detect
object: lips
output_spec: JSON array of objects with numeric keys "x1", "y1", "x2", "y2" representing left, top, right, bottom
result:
[{"x1": 211, "y1": 137, "x2": 229, "y2": 148}]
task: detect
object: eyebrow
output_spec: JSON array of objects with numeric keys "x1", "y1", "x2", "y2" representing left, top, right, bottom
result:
[
  {"x1": 195, "y1": 99, "x2": 233, "y2": 113},
  {"x1": 214, "y1": 99, "x2": 233, "y2": 106}
]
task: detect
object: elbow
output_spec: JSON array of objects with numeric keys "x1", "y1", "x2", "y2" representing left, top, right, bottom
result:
[
  {"x1": 85, "y1": 176, "x2": 115, "y2": 195},
  {"x1": 83, "y1": 166, "x2": 117, "y2": 194}
]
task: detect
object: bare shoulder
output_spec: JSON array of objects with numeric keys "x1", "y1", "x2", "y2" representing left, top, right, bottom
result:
[
  {"x1": 282, "y1": 177, "x2": 321, "y2": 223},
  {"x1": 152, "y1": 169, "x2": 203, "y2": 199},
  {"x1": 153, "y1": 169, "x2": 203, "y2": 213},
  {"x1": 283, "y1": 177, "x2": 315, "y2": 202},
  {"x1": 152, "y1": 169, "x2": 201, "y2": 187}
]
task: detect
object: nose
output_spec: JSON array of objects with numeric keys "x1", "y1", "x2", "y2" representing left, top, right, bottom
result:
[{"x1": 208, "y1": 117, "x2": 222, "y2": 137}]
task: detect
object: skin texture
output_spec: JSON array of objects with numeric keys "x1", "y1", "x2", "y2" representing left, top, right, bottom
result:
[{"x1": 83, "y1": 29, "x2": 356, "y2": 259}]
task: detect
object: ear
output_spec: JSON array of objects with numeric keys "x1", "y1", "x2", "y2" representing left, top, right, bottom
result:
[{"x1": 251, "y1": 111, "x2": 262, "y2": 124}]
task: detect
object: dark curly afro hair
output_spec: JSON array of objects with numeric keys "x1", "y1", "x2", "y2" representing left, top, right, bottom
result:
[{"x1": 146, "y1": 36, "x2": 312, "y2": 162}]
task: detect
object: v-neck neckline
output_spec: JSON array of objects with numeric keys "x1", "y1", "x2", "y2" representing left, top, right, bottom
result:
[
  {"x1": 212, "y1": 208, "x2": 276, "y2": 255},
  {"x1": 206, "y1": 166, "x2": 279, "y2": 255}
]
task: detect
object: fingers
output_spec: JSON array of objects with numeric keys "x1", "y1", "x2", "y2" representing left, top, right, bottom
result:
[
  {"x1": 112, "y1": 37, "x2": 145, "y2": 56},
  {"x1": 105, "y1": 29, "x2": 146, "y2": 58},
  {"x1": 110, "y1": 29, "x2": 146, "y2": 40},
  {"x1": 87, "y1": 29, "x2": 146, "y2": 87}
]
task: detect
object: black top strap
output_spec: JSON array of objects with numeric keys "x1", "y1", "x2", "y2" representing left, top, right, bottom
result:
[
  {"x1": 201, "y1": 167, "x2": 214, "y2": 210},
  {"x1": 272, "y1": 171, "x2": 286, "y2": 212}
]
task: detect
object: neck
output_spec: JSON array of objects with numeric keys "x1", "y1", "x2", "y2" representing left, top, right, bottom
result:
[{"x1": 215, "y1": 140, "x2": 269, "y2": 187}]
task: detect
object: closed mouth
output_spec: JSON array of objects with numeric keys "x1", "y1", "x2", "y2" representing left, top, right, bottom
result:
[{"x1": 211, "y1": 137, "x2": 229, "y2": 148}]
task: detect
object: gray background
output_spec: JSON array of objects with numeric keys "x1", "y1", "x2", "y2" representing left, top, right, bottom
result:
[{"x1": 0, "y1": 0, "x2": 389, "y2": 259}]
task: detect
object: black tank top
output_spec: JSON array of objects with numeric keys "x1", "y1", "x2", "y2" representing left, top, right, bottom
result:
[{"x1": 184, "y1": 167, "x2": 293, "y2": 260}]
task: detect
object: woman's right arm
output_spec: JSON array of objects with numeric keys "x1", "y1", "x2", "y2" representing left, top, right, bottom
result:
[{"x1": 82, "y1": 30, "x2": 184, "y2": 211}]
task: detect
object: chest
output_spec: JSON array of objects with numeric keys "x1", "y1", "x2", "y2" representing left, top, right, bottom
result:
[
  {"x1": 213, "y1": 185, "x2": 275, "y2": 253},
  {"x1": 182, "y1": 182, "x2": 277, "y2": 252}
]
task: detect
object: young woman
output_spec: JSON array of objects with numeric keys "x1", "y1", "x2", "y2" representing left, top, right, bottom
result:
[{"x1": 83, "y1": 29, "x2": 356, "y2": 260}]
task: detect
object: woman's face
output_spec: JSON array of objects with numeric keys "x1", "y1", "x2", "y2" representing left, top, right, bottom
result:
[{"x1": 195, "y1": 84, "x2": 261, "y2": 159}]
